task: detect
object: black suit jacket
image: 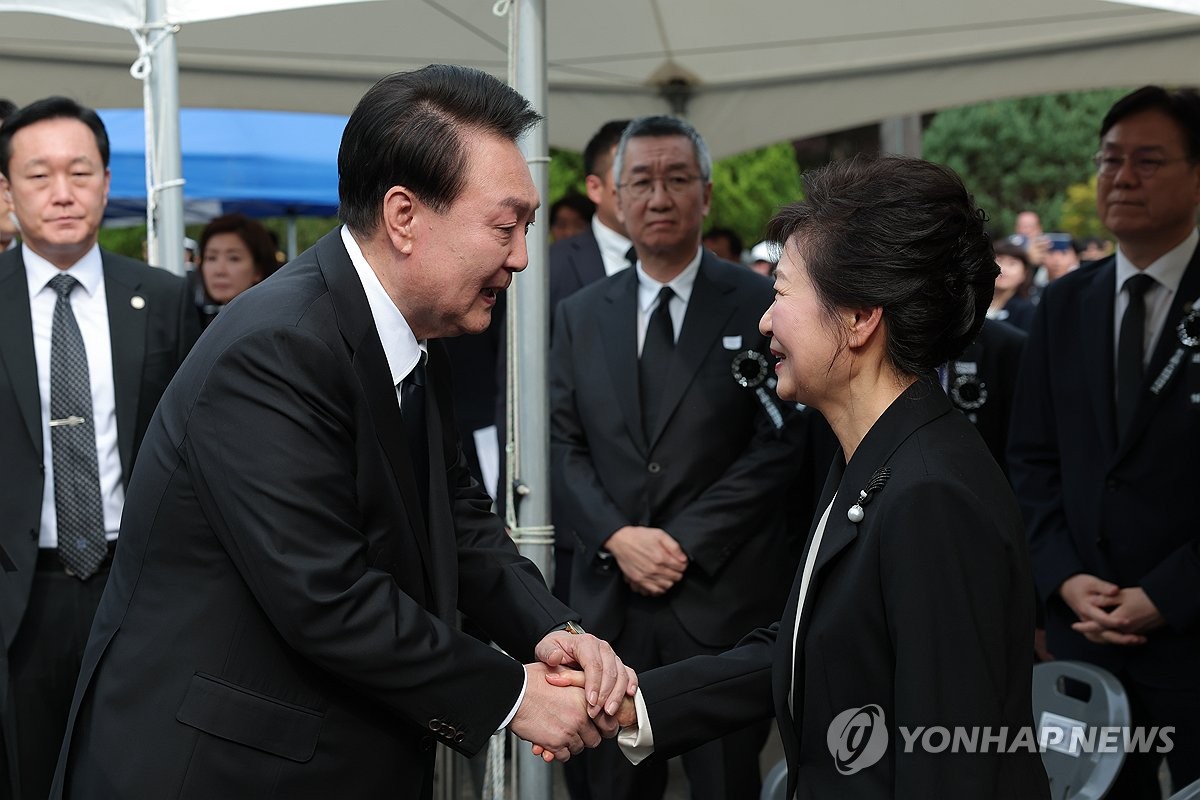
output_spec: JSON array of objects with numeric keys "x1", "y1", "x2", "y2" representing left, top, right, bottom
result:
[
  {"x1": 1008, "y1": 246, "x2": 1200, "y2": 681},
  {"x1": 946, "y1": 318, "x2": 1027, "y2": 475},
  {"x1": 550, "y1": 252, "x2": 801, "y2": 648},
  {"x1": 0, "y1": 249, "x2": 195, "y2": 751},
  {"x1": 51, "y1": 230, "x2": 576, "y2": 799},
  {"x1": 637, "y1": 381, "x2": 1049, "y2": 799},
  {"x1": 549, "y1": 228, "x2": 609, "y2": 315}
]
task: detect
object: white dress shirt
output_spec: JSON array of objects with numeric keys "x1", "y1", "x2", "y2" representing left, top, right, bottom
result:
[
  {"x1": 634, "y1": 248, "x2": 702, "y2": 356},
  {"x1": 592, "y1": 216, "x2": 634, "y2": 278},
  {"x1": 1112, "y1": 228, "x2": 1197, "y2": 374},
  {"x1": 27, "y1": 243, "x2": 124, "y2": 548},
  {"x1": 340, "y1": 226, "x2": 526, "y2": 729}
]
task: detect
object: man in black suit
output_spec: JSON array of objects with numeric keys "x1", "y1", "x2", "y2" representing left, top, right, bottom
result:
[
  {"x1": 550, "y1": 115, "x2": 800, "y2": 800},
  {"x1": 546, "y1": 119, "x2": 632, "y2": 608},
  {"x1": 0, "y1": 97, "x2": 197, "y2": 800},
  {"x1": 549, "y1": 119, "x2": 632, "y2": 313},
  {"x1": 50, "y1": 66, "x2": 632, "y2": 800},
  {"x1": 1009, "y1": 85, "x2": 1200, "y2": 797}
]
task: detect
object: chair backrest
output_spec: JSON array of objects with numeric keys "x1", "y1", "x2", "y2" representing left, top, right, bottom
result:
[
  {"x1": 1032, "y1": 660, "x2": 1131, "y2": 800},
  {"x1": 1169, "y1": 778, "x2": 1200, "y2": 800},
  {"x1": 760, "y1": 757, "x2": 788, "y2": 800}
]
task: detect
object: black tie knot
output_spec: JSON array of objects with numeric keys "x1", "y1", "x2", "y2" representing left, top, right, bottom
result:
[
  {"x1": 48, "y1": 273, "x2": 80, "y2": 299},
  {"x1": 403, "y1": 357, "x2": 427, "y2": 389},
  {"x1": 1124, "y1": 273, "x2": 1155, "y2": 300},
  {"x1": 625, "y1": 246, "x2": 638, "y2": 266},
  {"x1": 655, "y1": 285, "x2": 675, "y2": 309}
]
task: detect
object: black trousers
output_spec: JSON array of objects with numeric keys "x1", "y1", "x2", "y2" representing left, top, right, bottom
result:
[
  {"x1": 1104, "y1": 667, "x2": 1200, "y2": 799},
  {"x1": 2, "y1": 550, "x2": 110, "y2": 800},
  {"x1": 566, "y1": 595, "x2": 770, "y2": 800}
]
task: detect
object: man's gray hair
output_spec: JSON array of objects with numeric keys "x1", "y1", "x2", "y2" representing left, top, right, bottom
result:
[{"x1": 613, "y1": 115, "x2": 713, "y2": 185}]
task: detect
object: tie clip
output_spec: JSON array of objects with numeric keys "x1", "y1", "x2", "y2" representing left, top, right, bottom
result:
[{"x1": 50, "y1": 415, "x2": 86, "y2": 427}]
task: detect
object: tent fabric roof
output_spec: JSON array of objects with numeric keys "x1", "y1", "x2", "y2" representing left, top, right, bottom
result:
[{"x1": 1, "y1": 1, "x2": 1198, "y2": 157}]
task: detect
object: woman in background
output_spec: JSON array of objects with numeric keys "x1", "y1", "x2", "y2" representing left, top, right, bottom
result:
[
  {"x1": 196, "y1": 212, "x2": 280, "y2": 328},
  {"x1": 988, "y1": 238, "x2": 1036, "y2": 331}
]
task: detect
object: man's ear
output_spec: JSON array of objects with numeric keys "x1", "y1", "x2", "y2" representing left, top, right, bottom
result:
[
  {"x1": 382, "y1": 186, "x2": 418, "y2": 255},
  {"x1": 584, "y1": 173, "x2": 607, "y2": 206},
  {"x1": 846, "y1": 306, "x2": 884, "y2": 349}
]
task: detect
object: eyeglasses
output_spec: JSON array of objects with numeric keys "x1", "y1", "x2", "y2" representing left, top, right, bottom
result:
[
  {"x1": 617, "y1": 174, "x2": 702, "y2": 199},
  {"x1": 1093, "y1": 151, "x2": 1191, "y2": 179}
]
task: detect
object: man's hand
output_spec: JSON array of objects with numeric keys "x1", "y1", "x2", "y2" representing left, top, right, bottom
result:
[
  {"x1": 510, "y1": 663, "x2": 601, "y2": 763},
  {"x1": 535, "y1": 630, "x2": 637, "y2": 718},
  {"x1": 531, "y1": 669, "x2": 638, "y2": 761},
  {"x1": 1071, "y1": 586, "x2": 1164, "y2": 645},
  {"x1": 1060, "y1": 575, "x2": 1161, "y2": 645},
  {"x1": 604, "y1": 526, "x2": 688, "y2": 596}
]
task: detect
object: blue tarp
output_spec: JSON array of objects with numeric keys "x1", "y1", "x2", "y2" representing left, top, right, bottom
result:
[{"x1": 99, "y1": 108, "x2": 346, "y2": 221}]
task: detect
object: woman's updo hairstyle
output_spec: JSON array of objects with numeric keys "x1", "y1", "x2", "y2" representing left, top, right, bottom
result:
[{"x1": 767, "y1": 155, "x2": 996, "y2": 376}]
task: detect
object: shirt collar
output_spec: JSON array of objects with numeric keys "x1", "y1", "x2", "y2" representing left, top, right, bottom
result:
[
  {"x1": 341, "y1": 226, "x2": 425, "y2": 386},
  {"x1": 592, "y1": 216, "x2": 632, "y2": 263},
  {"x1": 1115, "y1": 227, "x2": 1197, "y2": 295},
  {"x1": 635, "y1": 246, "x2": 703, "y2": 314},
  {"x1": 24, "y1": 242, "x2": 103, "y2": 299}
]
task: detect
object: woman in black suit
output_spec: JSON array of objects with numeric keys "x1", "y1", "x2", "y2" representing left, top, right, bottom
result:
[{"x1": 546, "y1": 155, "x2": 1050, "y2": 798}]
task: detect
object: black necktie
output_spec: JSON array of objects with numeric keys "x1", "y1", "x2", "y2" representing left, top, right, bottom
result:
[
  {"x1": 400, "y1": 357, "x2": 429, "y2": 520},
  {"x1": 625, "y1": 246, "x2": 638, "y2": 267},
  {"x1": 640, "y1": 286, "x2": 675, "y2": 439},
  {"x1": 48, "y1": 274, "x2": 108, "y2": 579},
  {"x1": 1116, "y1": 273, "x2": 1155, "y2": 439}
]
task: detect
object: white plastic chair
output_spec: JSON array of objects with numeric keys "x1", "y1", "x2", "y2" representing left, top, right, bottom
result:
[{"x1": 1032, "y1": 660, "x2": 1131, "y2": 800}]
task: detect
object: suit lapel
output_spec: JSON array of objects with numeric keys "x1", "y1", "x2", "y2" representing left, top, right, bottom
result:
[
  {"x1": 1116, "y1": 245, "x2": 1200, "y2": 460},
  {"x1": 647, "y1": 255, "x2": 737, "y2": 449},
  {"x1": 1080, "y1": 260, "x2": 1118, "y2": 455},
  {"x1": 0, "y1": 252, "x2": 41, "y2": 457},
  {"x1": 102, "y1": 254, "x2": 147, "y2": 480},
  {"x1": 317, "y1": 232, "x2": 436, "y2": 591},
  {"x1": 600, "y1": 269, "x2": 647, "y2": 454}
]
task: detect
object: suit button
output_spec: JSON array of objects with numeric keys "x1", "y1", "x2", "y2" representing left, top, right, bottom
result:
[
  {"x1": 647, "y1": 462, "x2": 661, "y2": 475},
  {"x1": 455, "y1": 732, "x2": 466, "y2": 743},
  {"x1": 428, "y1": 719, "x2": 440, "y2": 731}
]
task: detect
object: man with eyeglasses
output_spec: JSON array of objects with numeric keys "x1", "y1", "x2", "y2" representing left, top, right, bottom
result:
[
  {"x1": 550, "y1": 115, "x2": 801, "y2": 800},
  {"x1": 1009, "y1": 85, "x2": 1200, "y2": 798}
]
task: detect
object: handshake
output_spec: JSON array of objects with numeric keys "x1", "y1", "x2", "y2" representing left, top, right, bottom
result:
[{"x1": 511, "y1": 629, "x2": 639, "y2": 762}]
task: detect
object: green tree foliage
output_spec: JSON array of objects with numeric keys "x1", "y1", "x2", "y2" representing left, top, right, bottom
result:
[
  {"x1": 707, "y1": 143, "x2": 803, "y2": 248},
  {"x1": 548, "y1": 147, "x2": 586, "y2": 204},
  {"x1": 923, "y1": 89, "x2": 1128, "y2": 235}
]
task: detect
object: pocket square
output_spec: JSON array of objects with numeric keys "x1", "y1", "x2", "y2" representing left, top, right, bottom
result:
[{"x1": 723, "y1": 335, "x2": 742, "y2": 350}]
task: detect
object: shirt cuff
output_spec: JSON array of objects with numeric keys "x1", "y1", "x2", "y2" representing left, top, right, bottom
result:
[
  {"x1": 498, "y1": 664, "x2": 528, "y2": 733},
  {"x1": 616, "y1": 687, "x2": 654, "y2": 764}
]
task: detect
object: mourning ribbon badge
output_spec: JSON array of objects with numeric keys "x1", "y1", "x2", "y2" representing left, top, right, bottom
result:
[{"x1": 731, "y1": 349, "x2": 785, "y2": 429}]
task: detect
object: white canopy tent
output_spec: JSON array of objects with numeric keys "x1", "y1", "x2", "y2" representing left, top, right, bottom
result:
[{"x1": 1, "y1": 0, "x2": 1199, "y2": 160}]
